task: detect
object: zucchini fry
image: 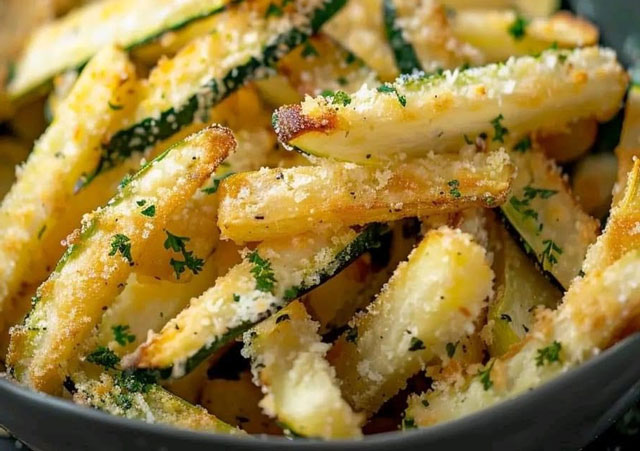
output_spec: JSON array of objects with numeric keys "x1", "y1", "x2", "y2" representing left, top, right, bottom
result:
[
  {"x1": 582, "y1": 160, "x2": 640, "y2": 277},
  {"x1": 242, "y1": 301, "x2": 364, "y2": 438},
  {"x1": 125, "y1": 224, "x2": 387, "y2": 378},
  {"x1": 324, "y1": 0, "x2": 398, "y2": 81},
  {"x1": 572, "y1": 153, "x2": 617, "y2": 219},
  {"x1": 218, "y1": 149, "x2": 514, "y2": 242},
  {"x1": 486, "y1": 218, "x2": 561, "y2": 357},
  {"x1": 535, "y1": 118, "x2": 598, "y2": 163},
  {"x1": 0, "y1": 47, "x2": 136, "y2": 342},
  {"x1": 382, "y1": 0, "x2": 482, "y2": 75},
  {"x1": 274, "y1": 47, "x2": 627, "y2": 163},
  {"x1": 7, "y1": 125, "x2": 235, "y2": 394},
  {"x1": 328, "y1": 227, "x2": 493, "y2": 416},
  {"x1": 499, "y1": 149, "x2": 598, "y2": 289},
  {"x1": 406, "y1": 247, "x2": 640, "y2": 428},
  {"x1": 613, "y1": 85, "x2": 640, "y2": 205},
  {"x1": 451, "y1": 10, "x2": 598, "y2": 63},
  {"x1": 99, "y1": 0, "x2": 346, "y2": 179},
  {"x1": 7, "y1": 0, "x2": 231, "y2": 99},
  {"x1": 72, "y1": 370, "x2": 241, "y2": 434}
]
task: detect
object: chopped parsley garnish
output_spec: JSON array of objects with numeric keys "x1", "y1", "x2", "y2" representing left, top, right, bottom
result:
[
  {"x1": 301, "y1": 41, "x2": 319, "y2": 58},
  {"x1": 264, "y1": 2, "x2": 283, "y2": 18},
  {"x1": 37, "y1": 225, "x2": 47, "y2": 240},
  {"x1": 112, "y1": 324, "x2": 136, "y2": 346},
  {"x1": 508, "y1": 15, "x2": 530, "y2": 40},
  {"x1": 402, "y1": 417, "x2": 417, "y2": 429},
  {"x1": 164, "y1": 231, "x2": 204, "y2": 279},
  {"x1": 345, "y1": 326, "x2": 358, "y2": 344},
  {"x1": 477, "y1": 361, "x2": 495, "y2": 390},
  {"x1": 202, "y1": 172, "x2": 234, "y2": 195},
  {"x1": 331, "y1": 90, "x2": 352, "y2": 106},
  {"x1": 377, "y1": 84, "x2": 407, "y2": 107},
  {"x1": 409, "y1": 337, "x2": 426, "y2": 351},
  {"x1": 116, "y1": 370, "x2": 155, "y2": 394},
  {"x1": 31, "y1": 295, "x2": 41, "y2": 307},
  {"x1": 508, "y1": 185, "x2": 557, "y2": 231},
  {"x1": 541, "y1": 239, "x2": 562, "y2": 268},
  {"x1": 535, "y1": 341, "x2": 562, "y2": 366},
  {"x1": 119, "y1": 174, "x2": 132, "y2": 190},
  {"x1": 86, "y1": 346, "x2": 120, "y2": 369},
  {"x1": 109, "y1": 234, "x2": 133, "y2": 264},
  {"x1": 140, "y1": 204, "x2": 156, "y2": 217},
  {"x1": 108, "y1": 101, "x2": 124, "y2": 111},
  {"x1": 448, "y1": 179, "x2": 461, "y2": 198},
  {"x1": 446, "y1": 341, "x2": 459, "y2": 358},
  {"x1": 345, "y1": 52, "x2": 357, "y2": 65},
  {"x1": 276, "y1": 314, "x2": 290, "y2": 324},
  {"x1": 513, "y1": 136, "x2": 532, "y2": 152},
  {"x1": 523, "y1": 186, "x2": 558, "y2": 200},
  {"x1": 233, "y1": 293, "x2": 241, "y2": 303},
  {"x1": 248, "y1": 250, "x2": 277, "y2": 293},
  {"x1": 491, "y1": 114, "x2": 509, "y2": 143}
]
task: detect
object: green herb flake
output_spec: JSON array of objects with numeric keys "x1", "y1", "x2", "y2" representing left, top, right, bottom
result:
[
  {"x1": 37, "y1": 225, "x2": 47, "y2": 240},
  {"x1": 508, "y1": 15, "x2": 530, "y2": 40},
  {"x1": 108, "y1": 101, "x2": 124, "y2": 111},
  {"x1": 264, "y1": 2, "x2": 283, "y2": 18},
  {"x1": 119, "y1": 174, "x2": 132, "y2": 190},
  {"x1": 409, "y1": 337, "x2": 426, "y2": 351},
  {"x1": 112, "y1": 324, "x2": 136, "y2": 346},
  {"x1": 301, "y1": 41, "x2": 319, "y2": 58},
  {"x1": 248, "y1": 251, "x2": 277, "y2": 293},
  {"x1": 491, "y1": 114, "x2": 509, "y2": 143},
  {"x1": 377, "y1": 84, "x2": 407, "y2": 107},
  {"x1": 513, "y1": 136, "x2": 532, "y2": 153},
  {"x1": 140, "y1": 205, "x2": 156, "y2": 217},
  {"x1": 477, "y1": 361, "x2": 495, "y2": 390},
  {"x1": 541, "y1": 239, "x2": 562, "y2": 268},
  {"x1": 421, "y1": 399, "x2": 430, "y2": 407},
  {"x1": 86, "y1": 346, "x2": 120, "y2": 369},
  {"x1": 31, "y1": 295, "x2": 41, "y2": 307},
  {"x1": 402, "y1": 417, "x2": 417, "y2": 429},
  {"x1": 164, "y1": 231, "x2": 204, "y2": 279},
  {"x1": 201, "y1": 172, "x2": 234, "y2": 195},
  {"x1": 446, "y1": 341, "x2": 459, "y2": 358},
  {"x1": 109, "y1": 234, "x2": 133, "y2": 264},
  {"x1": 136, "y1": 200, "x2": 146, "y2": 207},
  {"x1": 331, "y1": 90, "x2": 352, "y2": 107},
  {"x1": 233, "y1": 293, "x2": 241, "y2": 302},
  {"x1": 448, "y1": 179, "x2": 461, "y2": 198},
  {"x1": 535, "y1": 341, "x2": 562, "y2": 366}
]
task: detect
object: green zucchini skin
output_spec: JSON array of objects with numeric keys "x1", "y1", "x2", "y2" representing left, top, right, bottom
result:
[
  {"x1": 94, "y1": 0, "x2": 347, "y2": 184},
  {"x1": 382, "y1": 0, "x2": 422, "y2": 74},
  {"x1": 146, "y1": 222, "x2": 388, "y2": 380}
]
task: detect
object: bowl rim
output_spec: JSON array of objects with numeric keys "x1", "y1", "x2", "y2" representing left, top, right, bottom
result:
[{"x1": 2, "y1": 333, "x2": 640, "y2": 449}]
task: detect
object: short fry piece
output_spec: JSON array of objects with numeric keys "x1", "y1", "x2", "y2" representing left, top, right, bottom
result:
[
  {"x1": 126, "y1": 224, "x2": 386, "y2": 378},
  {"x1": 218, "y1": 149, "x2": 514, "y2": 242},
  {"x1": 406, "y1": 248, "x2": 640, "y2": 427},
  {"x1": 7, "y1": 126, "x2": 235, "y2": 394},
  {"x1": 242, "y1": 301, "x2": 364, "y2": 439},
  {"x1": 451, "y1": 10, "x2": 598, "y2": 63},
  {"x1": 328, "y1": 227, "x2": 493, "y2": 416},
  {"x1": 0, "y1": 47, "x2": 135, "y2": 340},
  {"x1": 613, "y1": 85, "x2": 640, "y2": 205},
  {"x1": 274, "y1": 47, "x2": 627, "y2": 163}
]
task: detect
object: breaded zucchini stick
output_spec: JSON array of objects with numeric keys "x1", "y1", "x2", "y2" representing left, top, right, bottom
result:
[
  {"x1": 613, "y1": 84, "x2": 640, "y2": 205},
  {"x1": 125, "y1": 224, "x2": 387, "y2": 378},
  {"x1": 242, "y1": 301, "x2": 364, "y2": 438},
  {"x1": 328, "y1": 227, "x2": 493, "y2": 416},
  {"x1": 405, "y1": 247, "x2": 640, "y2": 427},
  {"x1": 7, "y1": 125, "x2": 235, "y2": 394},
  {"x1": 0, "y1": 46, "x2": 135, "y2": 342},
  {"x1": 274, "y1": 47, "x2": 627, "y2": 163},
  {"x1": 218, "y1": 149, "x2": 514, "y2": 242}
]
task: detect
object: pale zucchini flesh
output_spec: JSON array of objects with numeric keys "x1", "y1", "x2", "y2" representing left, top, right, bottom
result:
[
  {"x1": 125, "y1": 223, "x2": 387, "y2": 378},
  {"x1": 486, "y1": 217, "x2": 561, "y2": 357},
  {"x1": 328, "y1": 227, "x2": 493, "y2": 416},
  {"x1": 499, "y1": 149, "x2": 598, "y2": 289},
  {"x1": 451, "y1": 10, "x2": 598, "y2": 63},
  {"x1": 7, "y1": 0, "x2": 231, "y2": 99},
  {"x1": 440, "y1": 0, "x2": 560, "y2": 18},
  {"x1": 242, "y1": 301, "x2": 364, "y2": 439},
  {"x1": 6, "y1": 126, "x2": 235, "y2": 394},
  {"x1": 0, "y1": 47, "x2": 136, "y2": 343},
  {"x1": 218, "y1": 149, "x2": 514, "y2": 242},
  {"x1": 98, "y1": 0, "x2": 346, "y2": 181},
  {"x1": 406, "y1": 248, "x2": 640, "y2": 428},
  {"x1": 274, "y1": 47, "x2": 627, "y2": 163}
]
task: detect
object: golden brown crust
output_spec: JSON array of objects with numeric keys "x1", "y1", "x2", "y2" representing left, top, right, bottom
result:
[{"x1": 273, "y1": 104, "x2": 337, "y2": 145}]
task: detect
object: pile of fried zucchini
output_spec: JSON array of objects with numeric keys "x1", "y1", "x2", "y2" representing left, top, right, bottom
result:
[{"x1": 1, "y1": 0, "x2": 639, "y2": 440}]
